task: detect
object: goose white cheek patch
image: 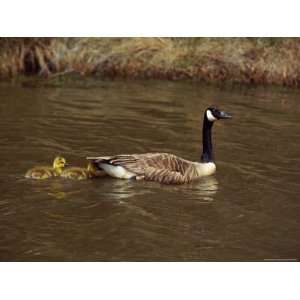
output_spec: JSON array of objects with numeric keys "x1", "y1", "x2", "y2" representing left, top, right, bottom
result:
[{"x1": 206, "y1": 110, "x2": 217, "y2": 122}]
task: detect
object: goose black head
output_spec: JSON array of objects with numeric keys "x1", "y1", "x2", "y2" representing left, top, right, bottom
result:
[{"x1": 205, "y1": 107, "x2": 232, "y2": 122}]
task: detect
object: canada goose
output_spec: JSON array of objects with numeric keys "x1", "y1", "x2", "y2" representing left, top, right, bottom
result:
[
  {"x1": 87, "y1": 107, "x2": 231, "y2": 184},
  {"x1": 25, "y1": 156, "x2": 67, "y2": 179},
  {"x1": 60, "y1": 162, "x2": 106, "y2": 180}
]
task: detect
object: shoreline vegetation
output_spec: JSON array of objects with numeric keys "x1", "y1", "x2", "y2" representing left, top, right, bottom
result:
[{"x1": 1, "y1": 37, "x2": 300, "y2": 87}]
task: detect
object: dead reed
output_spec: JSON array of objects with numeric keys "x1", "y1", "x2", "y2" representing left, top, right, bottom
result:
[{"x1": 1, "y1": 37, "x2": 300, "y2": 86}]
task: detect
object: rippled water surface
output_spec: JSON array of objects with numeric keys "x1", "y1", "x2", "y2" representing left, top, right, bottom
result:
[{"x1": 0, "y1": 79, "x2": 299, "y2": 261}]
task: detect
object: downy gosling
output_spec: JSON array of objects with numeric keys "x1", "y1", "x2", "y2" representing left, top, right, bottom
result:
[
  {"x1": 60, "y1": 162, "x2": 105, "y2": 180},
  {"x1": 25, "y1": 156, "x2": 67, "y2": 179}
]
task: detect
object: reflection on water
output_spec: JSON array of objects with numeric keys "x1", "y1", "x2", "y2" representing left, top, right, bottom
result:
[
  {"x1": 107, "y1": 176, "x2": 218, "y2": 203},
  {"x1": 0, "y1": 79, "x2": 300, "y2": 261}
]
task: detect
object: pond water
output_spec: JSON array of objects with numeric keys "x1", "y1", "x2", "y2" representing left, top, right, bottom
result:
[{"x1": 0, "y1": 78, "x2": 299, "y2": 261}]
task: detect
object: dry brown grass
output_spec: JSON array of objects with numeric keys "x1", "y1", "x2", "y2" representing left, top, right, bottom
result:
[{"x1": 1, "y1": 37, "x2": 300, "y2": 86}]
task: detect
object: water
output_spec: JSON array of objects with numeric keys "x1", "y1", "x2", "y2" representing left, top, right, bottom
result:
[{"x1": 0, "y1": 79, "x2": 299, "y2": 261}]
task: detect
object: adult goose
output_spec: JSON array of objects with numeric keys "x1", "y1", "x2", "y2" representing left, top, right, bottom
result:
[{"x1": 87, "y1": 107, "x2": 232, "y2": 184}]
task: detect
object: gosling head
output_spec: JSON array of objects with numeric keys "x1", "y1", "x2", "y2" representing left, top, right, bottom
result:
[
  {"x1": 205, "y1": 107, "x2": 232, "y2": 123},
  {"x1": 53, "y1": 156, "x2": 67, "y2": 173}
]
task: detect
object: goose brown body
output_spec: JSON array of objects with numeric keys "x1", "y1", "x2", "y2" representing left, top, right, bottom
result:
[
  {"x1": 88, "y1": 153, "x2": 216, "y2": 184},
  {"x1": 87, "y1": 107, "x2": 231, "y2": 185}
]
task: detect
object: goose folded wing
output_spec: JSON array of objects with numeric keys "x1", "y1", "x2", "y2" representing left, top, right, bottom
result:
[
  {"x1": 88, "y1": 153, "x2": 195, "y2": 183},
  {"x1": 96, "y1": 153, "x2": 182, "y2": 171},
  {"x1": 110, "y1": 153, "x2": 192, "y2": 183},
  {"x1": 141, "y1": 167, "x2": 188, "y2": 184},
  {"x1": 106, "y1": 156, "x2": 188, "y2": 184}
]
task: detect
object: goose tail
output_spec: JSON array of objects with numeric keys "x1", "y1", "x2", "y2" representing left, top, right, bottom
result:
[
  {"x1": 87, "y1": 156, "x2": 115, "y2": 165},
  {"x1": 86, "y1": 156, "x2": 136, "y2": 179}
]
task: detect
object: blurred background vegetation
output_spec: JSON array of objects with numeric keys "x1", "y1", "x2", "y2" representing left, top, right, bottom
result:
[{"x1": 1, "y1": 37, "x2": 300, "y2": 86}]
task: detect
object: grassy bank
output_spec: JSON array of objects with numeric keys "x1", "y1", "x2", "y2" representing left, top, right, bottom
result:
[{"x1": 1, "y1": 37, "x2": 300, "y2": 86}]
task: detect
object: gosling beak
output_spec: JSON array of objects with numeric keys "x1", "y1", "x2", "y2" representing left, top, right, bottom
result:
[
  {"x1": 218, "y1": 110, "x2": 232, "y2": 119},
  {"x1": 64, "y1": 163, "x2": 69, "y2": 166}
]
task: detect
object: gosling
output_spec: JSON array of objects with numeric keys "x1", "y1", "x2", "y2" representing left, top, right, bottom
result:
[
  {"x1": 25, "y1": 156, "x2": 67, "y2": 179},
  {"x1": 60, "y1": 162, "x2": 105, "y2": 180}
]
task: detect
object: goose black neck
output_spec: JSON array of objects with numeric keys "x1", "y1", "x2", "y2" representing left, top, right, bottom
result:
[{"x1": 201, "y1": 117, "x2": 214, "y2": 163}]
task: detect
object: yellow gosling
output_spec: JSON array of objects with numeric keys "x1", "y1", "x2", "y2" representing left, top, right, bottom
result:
[
  {"x1": 60, "y1": 162, "x2": 105, "y2": 180},
  {"x1": 25, "y1": 156, "x2": 67, "y2": 179}
]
